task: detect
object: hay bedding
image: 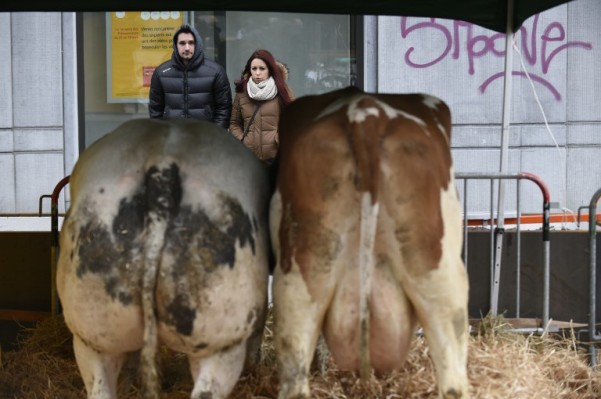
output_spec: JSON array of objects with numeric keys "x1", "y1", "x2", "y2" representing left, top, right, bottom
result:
[{"x1": 1, "y1": 314, "x2": 600, "y2": 399}]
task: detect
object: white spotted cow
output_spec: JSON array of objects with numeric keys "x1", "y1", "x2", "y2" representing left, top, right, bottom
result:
[
  {"x1": 270, "y1": 87, "x2": 470, "y2": 399},
  {"x1": 57, "y1": 119, "x2": 270, "y2": 399}
]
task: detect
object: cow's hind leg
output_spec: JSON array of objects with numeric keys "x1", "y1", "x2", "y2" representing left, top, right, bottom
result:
[
  {"x1": 408, "y1": 257, "x2": 470, "y2": 399},
  {"x1": 188, "y1": 341, "x2": 247, "y2": 399},
  {"x1": 273, "y1": 267, "x2": 328, "y2": 399},
  {"x1": 73, "y1": 335, "x2": 125, "y2": 399}
]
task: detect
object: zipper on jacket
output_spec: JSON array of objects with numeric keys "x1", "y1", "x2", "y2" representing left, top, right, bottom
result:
[{"x1": 183, "y1": 70, "x2": 189, "y2": 118}]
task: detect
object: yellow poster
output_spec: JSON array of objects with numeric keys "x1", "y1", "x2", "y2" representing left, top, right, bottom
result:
[{"x1": 108, "y1": 11, "x2": 183, "y2": 102}]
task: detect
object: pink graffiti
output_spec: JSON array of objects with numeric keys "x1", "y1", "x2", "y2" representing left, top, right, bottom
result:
[{"x1": 400, "y1": 15, "x2": 592, "y2": 100}]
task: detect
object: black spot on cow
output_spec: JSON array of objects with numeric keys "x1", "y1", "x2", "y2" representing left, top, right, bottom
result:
[
  {"x1": 99, "y1": 187, "x2": 104, "y2": 194},
  {"x1": 165, "y1": 192, "x2": 256, "y2": 274},
  {"x1": 76, "y1": 164, "x2": 257, "y2": 313},
  {"x1": 111, "y1": 164, "x2": 182, "y2": 246},
  {"x1": 76, "y1": 176, "x2": 147, "y2": 305},
  {"x1": 105, "y1": 277, "x2": 134, "y2": 305},
  {"x1": 166, "y1": 294, "x2": 196, "y2": 336},
  {"x1": 145, "y1": 164, "x2": 182, "y2": 219},
  {"x1": 112, "y1": 192, "x2": 145, "y2": 249},
  {"x1": 77, "y1": 215, "x2": 140, "y2": 306},
  {"x1": 223, "y1": 195, "x2": 256, "y2": 255},
  {"x1": 246, "y1": 309, "x2": 255, "y2": 324},
  {"x1": 76, "y1": 163, "x2": 183, "y2": 305},
  {"x1": 77, "y1": 219, "x2": 117, "y2": 276},
  {"x1": 118, "y1": 291, "x2": 133, "y2": 305}
]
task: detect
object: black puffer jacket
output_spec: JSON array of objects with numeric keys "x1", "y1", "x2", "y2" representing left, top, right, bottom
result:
[{"x1": 148, "y1": 25, "x2": 232, "y2": 128}]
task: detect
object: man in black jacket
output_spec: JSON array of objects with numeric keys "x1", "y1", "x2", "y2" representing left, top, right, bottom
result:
[{"x1": 149, "y1": 24, "x2": 232, "y2": 128}]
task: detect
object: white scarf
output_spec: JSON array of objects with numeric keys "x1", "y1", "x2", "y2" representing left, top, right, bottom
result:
[{"x1": 247, "y1": 76, "x2": 278, "y2": 101}]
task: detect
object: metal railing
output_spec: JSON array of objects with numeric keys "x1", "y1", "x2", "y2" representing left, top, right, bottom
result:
[
  {"x1": 1, "y1": 172, "x2": 556, "y2": 327},
  {"x1": 39, "y1": 176, "x2": 71, "y2": 318},
  {"x1": 456, "y1": 172, "x2": 551, "y2": 330}
]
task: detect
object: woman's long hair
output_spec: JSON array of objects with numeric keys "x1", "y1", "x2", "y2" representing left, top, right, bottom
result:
[{"x1": 234, "y1": 49, "x2": 292, "y2": 106}]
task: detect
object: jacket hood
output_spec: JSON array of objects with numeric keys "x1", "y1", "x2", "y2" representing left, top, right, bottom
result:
[
  {"x1": 277, "y1": 61, "x2": 289, "y2": 81},
  {"x1": 171, "y1": 24, "x2": 204, "y2": 70}
]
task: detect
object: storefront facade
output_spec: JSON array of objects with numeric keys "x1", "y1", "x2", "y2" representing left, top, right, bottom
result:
[{"x1": 1, "y1": 1, "x2": 599, "y2": 229}]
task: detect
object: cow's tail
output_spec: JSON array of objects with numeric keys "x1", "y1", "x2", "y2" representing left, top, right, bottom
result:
[
  {"x1": 140, "y1": 162, "x2": 182, "y2": 399},
  {"x1": 350, "y1": 112, "x2": 381, "y2": 380}
]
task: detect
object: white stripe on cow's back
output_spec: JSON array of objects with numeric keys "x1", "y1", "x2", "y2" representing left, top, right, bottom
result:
[
  {"x1": 437, "y1": 122, "x2": 449, "y2": 145},
  {"x1": 315, "y1": 94, "x2": 427, "y2": 129},
  {"x1": 349, "y1": 105, "x2": 380, "y2": 123},
  {"x1": 358, "y1": 191, "x2": 379, "y2": 378},
  {"x1": 421, "y1": 94, "x2": 442, "y2": 110},
  {"x1": 315, "y1": 93, "x2": 364, "y2": 121}
]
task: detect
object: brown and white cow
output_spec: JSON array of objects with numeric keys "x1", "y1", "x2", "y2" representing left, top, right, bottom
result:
[
  {"x1": 270, "y1": 87, "x2": 470, "y2": 399},
  {"x1": 57, "y1": 119, "x2": 270, "y2": 399}
]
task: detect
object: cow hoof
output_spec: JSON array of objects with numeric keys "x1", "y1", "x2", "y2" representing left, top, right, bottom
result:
[
  {"x1": 443, "y1": 388, "x2": 467, "y2": 399},
  {"x1": 277, "y1": 386, "x2": 310, "y2": 399}
]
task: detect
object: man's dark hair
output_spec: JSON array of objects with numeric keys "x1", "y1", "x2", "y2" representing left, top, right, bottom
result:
[{"x1": 178, "y1": 24, "x2": 193, "y2": 35}]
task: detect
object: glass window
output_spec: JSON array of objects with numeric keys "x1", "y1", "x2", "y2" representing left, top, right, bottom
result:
[
  {"x1": 223, "y1": 12, "x2": 352, "y2": 97},
  {"x1": 82, "y1": 11, "x2": 354, "y2": 148}
]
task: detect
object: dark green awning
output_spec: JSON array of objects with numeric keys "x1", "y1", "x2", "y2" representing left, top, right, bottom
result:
[{"x1": 0, "y1": 0, "x2": 573, "y2": 33}]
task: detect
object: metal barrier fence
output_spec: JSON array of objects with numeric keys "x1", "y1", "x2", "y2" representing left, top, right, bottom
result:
[
  {"x1": 6, "y1": 172, "x2": 555, "y2": 327},
  {"x1": 455, "y1": 172, "x2": 551, "y2": 330}
]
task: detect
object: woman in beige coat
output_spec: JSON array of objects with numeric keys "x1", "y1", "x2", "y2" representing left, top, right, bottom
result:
[{"x1": 229, "y1": 49, "x2": 294, "y2": 164}]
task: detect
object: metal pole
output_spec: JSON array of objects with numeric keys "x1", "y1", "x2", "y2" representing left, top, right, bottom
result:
[
  {"x1": 542, "y1": 201, "x2": 551, "y2": 329},
  {"x1": 519, "y1": 172, "x2": 551, "y2": 330},
  {"x1": 578, "y1": 205, "x2": 588, "y2": 228},
  {"x1": 516, "y1": 181, "x2": 521, "y2": 318},
  {"x1": 492, "y1": 0, "x2": 516, "y2": 317},
  {"x1": 49, "y1": 176, "x2": 71, "y2": 318},
  {"x1": 463, "y1": 181, "x2": 468, "y2": 269},
  {"x1": 490, "y1": 179, "x2": 497, "y2": 314}
]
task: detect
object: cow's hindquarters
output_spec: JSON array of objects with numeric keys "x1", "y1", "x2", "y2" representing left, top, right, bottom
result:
[{"x1": 57, "y1": 119, "x2": 270, "y2": 399}]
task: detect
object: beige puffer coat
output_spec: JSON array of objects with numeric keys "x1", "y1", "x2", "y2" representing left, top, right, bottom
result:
[{"x1": 229, "y1": 63, "x2": 293, "y2": 162}]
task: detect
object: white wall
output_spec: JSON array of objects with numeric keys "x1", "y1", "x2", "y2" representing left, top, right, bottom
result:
[{"x1": 0, "y1": 12, "x2": 77, "y2": 230}]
